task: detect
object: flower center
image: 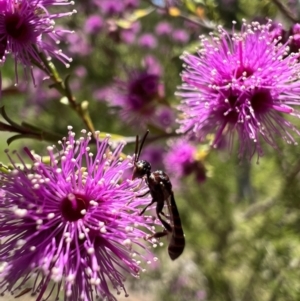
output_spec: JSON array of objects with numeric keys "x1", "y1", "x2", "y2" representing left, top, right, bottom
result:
[
  {"x1": 61, "y1": 194, "x2": 90, "y2": 222},
  {"x1": 129, "y1": 74, "x2": 159, "y2": 101},
  {"x1": 5, "y1": 13, "x2": 32, "y2": 42},
  {"x1": 235, "y1": 66, "x2": 254, "y2": 79},
  {"x1": 225, "y1": 94, "x2": 239, "y2": 124},
  {"x1": 250, "y1": 89, "x2": 272, "y2": 114},
  {"x1": 219, "y1": 88, "x2": 273, "y2": 125}
]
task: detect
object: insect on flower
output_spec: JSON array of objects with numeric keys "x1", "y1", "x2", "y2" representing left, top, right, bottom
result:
[
  {"x1": 0, "y1": 127, "x2": 157, "y2": 301},
  {"x1": 132, "y1": 130, "x2": 185, "y2": 260}
]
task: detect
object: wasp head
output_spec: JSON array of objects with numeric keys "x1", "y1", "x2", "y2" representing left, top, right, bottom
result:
[{"x1": 132, "y1": 160, "x2": 151, "y2": 179}]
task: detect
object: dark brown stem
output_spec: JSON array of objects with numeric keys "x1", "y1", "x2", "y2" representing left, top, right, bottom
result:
[{"x1": 0, "y1": 106, "x2": 62, "y2": 144}]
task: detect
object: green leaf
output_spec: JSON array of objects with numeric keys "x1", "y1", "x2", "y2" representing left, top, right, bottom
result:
[{"x1": 183, "y1": 0, "x2": 198, "y2": 13}]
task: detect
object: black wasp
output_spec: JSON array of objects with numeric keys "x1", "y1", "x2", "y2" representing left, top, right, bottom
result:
[{"x1": 132, "y1": 131, "x2": 185, "y2": 260}]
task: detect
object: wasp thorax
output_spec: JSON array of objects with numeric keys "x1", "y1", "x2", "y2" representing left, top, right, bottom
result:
[{"x1": 132, "y1": 160, "x2": 151, "y2": 179}]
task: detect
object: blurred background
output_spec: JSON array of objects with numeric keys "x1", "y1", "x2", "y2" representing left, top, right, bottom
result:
[{"x1": 2, "y1": 0, "x2": 300, "y2": 300}]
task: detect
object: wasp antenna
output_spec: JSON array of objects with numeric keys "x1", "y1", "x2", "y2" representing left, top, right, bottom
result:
[
  {"x1": 134, "y1": 135, "x2": 139, "y2": 163},
  {"x1": 136, "y1": 130, "x2": 149, "y2": 162}
]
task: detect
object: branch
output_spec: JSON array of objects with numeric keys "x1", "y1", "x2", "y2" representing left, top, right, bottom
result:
[
  {"x1": 143, "y1": 0, "x2": 215, "y2": 30},
  {"x1": 0, "y1": 106, "x2": 61, "y2": 145},
  {"x1": 34, "y1": 47, "x2": 96, "y2": 136},
  {"x1": 271, "y1": 0, "x2": 298, "y2": 23},
  {"x1": 243, "y1": 198, "x2": 276, "y2": 220}
]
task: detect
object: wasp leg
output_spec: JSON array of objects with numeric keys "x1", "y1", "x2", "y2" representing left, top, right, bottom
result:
[
  {"x1": 156, "y1": 201, "x2": 172, "y2": 232},
  {"x1": 137, "y1": 190, "x2": 150, "y2": 198},
  {"x1": 149, "y1": 229, "x2": 168, "y2": 239},
  {"x1": 158, "y1": 213, "x2": 172, "y2": 232},
  {"x1": 160, "y1": 211, "x2": 170, "y2": 219},
  {"x1": 140, "y1": 199, "x2": 155, "y2": 215}
]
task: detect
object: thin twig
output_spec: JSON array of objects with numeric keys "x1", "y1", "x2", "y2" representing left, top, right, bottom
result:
[
  {"x1": 243, "y1": 198, "x2": 276, "y2": 220},
  {"x1": 34, "y1": 48, "x2": 96, "y2": 136},
  {"x1": 271, "y1": 0, "x2": 298, "y2": 23},
  {"x1": 143, "y1": 0, "x2": 215, "y2": 30}
]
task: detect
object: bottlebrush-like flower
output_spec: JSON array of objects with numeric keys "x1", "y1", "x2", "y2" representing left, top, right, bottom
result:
[
  {"x1": 155, "y1": 106, "x2": 176, "y2": 132},
  {"x1": 176, "y1": 20, "x2": 300, "y2": 158},
  {"x1": 0, "y1": 0, "x2": 75, "y2": 84},
  {"x1": 164, "y1": 138, "x2": 207, "y2": 187},
  {"x1": 94, "y1": 0, "x2": 124, "y2": 16},
  {"x1": 84, "y1": 14, "x2": 103, "y2": 34},
  {"x1": 172, "y1": 29, "x2": 189, "y2": 44},
  {"x1": 0, "y1": 127, "x2": 157, "y2": 301},
  {"x1": 114, "y1": 70, "x2": 164, "y2": 126},
  {"x1": 99, "y1": 57, "x2": 165, "y2": 127},
  {"x1": 138, "y1": 33, "x2": 157, "y2": 49},
  {"x1": 155, "y1": 21, "x2": 173, "y2": 36},
  {"x1": 289, "y1": 23, "x2": 300, "y2": 53}
]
